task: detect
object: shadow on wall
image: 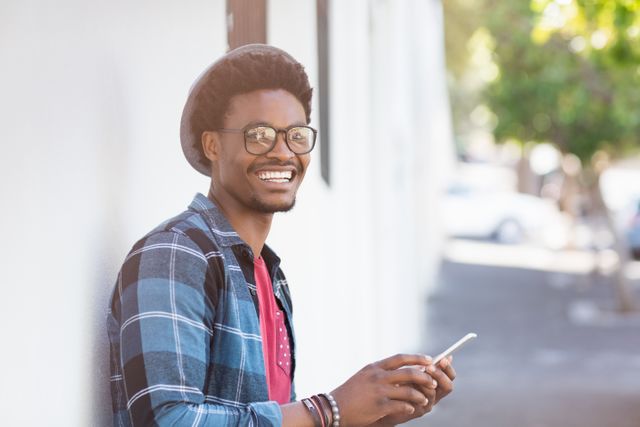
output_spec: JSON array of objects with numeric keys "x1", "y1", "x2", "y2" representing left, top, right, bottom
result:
[
  {"x1": 89, "y1": 70, "x2": 132, "y2": 427},
  {"x1": 93, "y1": 290, "x2": 115, "y2": 426},
  {"x1": 92, "y1": 258, "x2": 119, "y2": 427}
]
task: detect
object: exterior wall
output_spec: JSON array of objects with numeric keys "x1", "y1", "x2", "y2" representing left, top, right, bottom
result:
[
  {"x1": 267, "y1": 0, "x2": 455, "y2": 397},
  {"x1": 1, "y1": 1, "x2": 223, "y2": 425},
  {"x1": 0, "y1": 0, "x2": 453, "y2": 425}
]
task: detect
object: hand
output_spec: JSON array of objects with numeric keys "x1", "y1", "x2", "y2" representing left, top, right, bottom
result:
[
  {"x1": 427, "y1": 355, "x2": 456, "y2": 404},
  {"x1": 330, "y1": 354, "x2": 438, "y2": 426},
  {"x1": 370, "y1": 381, "x2": 436, "y2": 427},
  {"x1": 369, "y1": 355, "x2": 457, "y2": 427}
]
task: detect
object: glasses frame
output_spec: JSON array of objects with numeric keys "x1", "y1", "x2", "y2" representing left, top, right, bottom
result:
[{"x1": 217, "y1": 124, "x2": 317, "y2": 155}]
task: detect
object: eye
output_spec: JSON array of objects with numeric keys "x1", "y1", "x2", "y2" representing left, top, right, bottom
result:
[
  {"x1": 289, "y1": 127, "x2": 308, "y2": 142},
  {"x1": 246, "y1": 126, "x2": 275, "y2": 143}
]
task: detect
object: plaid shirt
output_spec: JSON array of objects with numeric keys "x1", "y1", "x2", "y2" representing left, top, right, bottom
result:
[{"x1": 108, "y1": 193, "x2": 296, "y2": 426}]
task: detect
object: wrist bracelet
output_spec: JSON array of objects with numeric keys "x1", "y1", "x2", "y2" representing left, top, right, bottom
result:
[
  {"x1": 302, "y1": 398, "x2": 323, "y2": 427},
  {"x1": 321, "y1": 393, "x2": 341, "y2": 427},
  {"x1": 311, "y1": 394, "x2": 331, "y2": 427}
]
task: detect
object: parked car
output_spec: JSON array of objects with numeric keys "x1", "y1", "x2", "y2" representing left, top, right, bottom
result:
[
  {"x1": 626, "y1": 200, "x2": 640, "y2": 260},
  {"x1": 441, "y1": 183, "x2": 569, "y2": 248}
]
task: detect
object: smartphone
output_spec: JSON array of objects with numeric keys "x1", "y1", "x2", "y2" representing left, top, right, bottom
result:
[{"x1": 432, "y1": 332, "x2": 477, "y2": 365}]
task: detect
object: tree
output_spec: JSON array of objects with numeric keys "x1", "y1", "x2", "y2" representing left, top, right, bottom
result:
[
  {"x1": 485, "y1": 0, "x2": 640, "y2": 162},
  {"x1": 442, "y1": 0, "x2": 489, "y2": 155},
  {"x1": 443, "y1": 0, "x2": 640, "y2": 311}
]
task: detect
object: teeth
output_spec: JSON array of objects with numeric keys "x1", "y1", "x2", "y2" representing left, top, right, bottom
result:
[{"x1": 258, "y1": 170, "x2": 292, "y2": 181}]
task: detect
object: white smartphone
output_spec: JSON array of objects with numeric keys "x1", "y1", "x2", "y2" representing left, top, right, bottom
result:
[{"x1": 432, "y1": 332, "x2": 477, "y2": 365}]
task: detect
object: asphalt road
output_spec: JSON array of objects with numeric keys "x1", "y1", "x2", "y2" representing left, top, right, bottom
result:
[{"x1": 406, "y1": 250, "x2": 640, "y2": 427}]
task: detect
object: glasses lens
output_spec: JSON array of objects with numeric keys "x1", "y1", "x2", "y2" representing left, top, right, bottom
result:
[
  {"x1": 287, "y1": 127, "x2": 315, "y2": 154},
  {"x1": 245, "y1": 126, "x2": 276, "y2": 154}
]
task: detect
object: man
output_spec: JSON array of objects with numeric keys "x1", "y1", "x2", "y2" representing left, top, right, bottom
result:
[{"x1": 108, "y1": 44, "x2": 456, "y2": 426}]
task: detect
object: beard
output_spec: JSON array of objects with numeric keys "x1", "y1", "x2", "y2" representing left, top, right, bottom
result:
[{"x1": 248, "y1": 194, "x2": 297, "y2": 213}]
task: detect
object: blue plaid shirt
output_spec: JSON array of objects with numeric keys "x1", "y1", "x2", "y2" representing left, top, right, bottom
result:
[{"x1": 108, "y1": 193, "x2": 296, "y2": 426}]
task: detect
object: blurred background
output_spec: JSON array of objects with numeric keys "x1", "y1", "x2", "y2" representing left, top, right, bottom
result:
[{"x1": 1, "y1": 0, "x2": 638, "y2": 426}]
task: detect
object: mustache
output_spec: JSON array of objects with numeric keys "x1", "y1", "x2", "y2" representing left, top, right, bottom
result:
[{"x1": 249, "y1": 160, "x2": 301, "y2": 174}]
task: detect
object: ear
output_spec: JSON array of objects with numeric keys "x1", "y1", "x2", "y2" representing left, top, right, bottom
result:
[{"x1": 202, "y1": 131, "x2": 222, "y2": 162}]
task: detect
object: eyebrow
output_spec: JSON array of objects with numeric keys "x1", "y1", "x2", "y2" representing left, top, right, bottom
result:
[{"x1": 244, "y1": 120, "x2": 307, "y2": 128}]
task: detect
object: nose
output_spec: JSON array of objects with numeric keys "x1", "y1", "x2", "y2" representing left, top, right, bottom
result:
[{"x1": 267, "y1": 130, "x2": 295, "y2": 160}]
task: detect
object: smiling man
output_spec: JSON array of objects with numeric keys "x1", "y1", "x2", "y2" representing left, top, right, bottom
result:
[{"x1": 107, "y1": 44, "x2": 456, "y2": 427}]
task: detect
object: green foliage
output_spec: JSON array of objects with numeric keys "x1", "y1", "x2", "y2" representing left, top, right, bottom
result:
[
  {"x1": 443, "y1": 0, "x2": 485, "y2": 79},
  {"x1": 445, "y1": 0, "x2": 640, "y2": 161},
  {"x1": 443, "y1": 0, "x2": 489, "y2": 149}
]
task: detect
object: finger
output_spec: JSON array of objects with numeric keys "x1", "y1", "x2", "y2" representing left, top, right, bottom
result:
[
  {"x1": 431, "y1": 361, "x2": 455, "y2": 390},
  {"x1": 395, "y1": 383, "x2": 437, "y2": 403},
  {"x1": 416, "y1": 384, "x2": 437, "y2": 406},
  {"x1": 404, "y1": 403, "x2": 429, "y2": 421},
  {"x1": 386, "y1": 384, "x2": 431, "y2": 406},
  {"x1": 382, "y1": 399, "x2": 417, "y2": 418},
  {"x1": 431, "y1": 368, "x2": 451, "y2": 386},
  {"x1": 420, "y1": 386, "x2": 436, "y2": 413},
  {"x1": 431, "y1": 368, "x2": 455, "y2": 403},
  {"x1": 376, "y1": 353, "x2": 431, "y2": 370},
  {"x1": 407, "y1": 386, "x2": 436, "y2": 417},
  {"x1": 385, "y1": 368, "x2": 437, "y2": 388},
  {"x1": 417, "y1": 383, "x2": 437, "y2": 397},
  {"x1": 438, "y1": 357, "x2": 457, "y2": 381},
  {"x1": 431, "y1": 369, "x2": 453, "y2": 396}
]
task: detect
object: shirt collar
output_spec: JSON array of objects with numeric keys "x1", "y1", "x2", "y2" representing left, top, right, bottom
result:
[
  {"x1": 188, "y1": 193, "x2": 282, "y2": 271},
  {"x1": 261, "y1": 243, "x2": 281, "y2": 274},
  {"x1": 188, "y1": 193, "x2": 246, "y2": 248}
]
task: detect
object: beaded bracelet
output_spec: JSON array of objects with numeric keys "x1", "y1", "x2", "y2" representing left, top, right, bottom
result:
[{"x1": 321, "y1": 393, "x2": 340, "y2": 427}]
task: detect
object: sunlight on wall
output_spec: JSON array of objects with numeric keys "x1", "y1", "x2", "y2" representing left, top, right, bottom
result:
[
  {"x1": 1, "y1": 1, "x2": 223, "y2": 425},
  {"x1": 0, "y1": 1, "x2": 452, "y2": 425}
]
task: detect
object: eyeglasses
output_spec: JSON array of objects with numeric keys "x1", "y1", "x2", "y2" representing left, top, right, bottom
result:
[{"x1": 217, "y1": 124, "x2": 317, "y2": 155}]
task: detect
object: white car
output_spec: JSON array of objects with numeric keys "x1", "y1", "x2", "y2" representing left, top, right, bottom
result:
[{"x1": 442, "y1": 183, "x2": 569, "y2": 248}]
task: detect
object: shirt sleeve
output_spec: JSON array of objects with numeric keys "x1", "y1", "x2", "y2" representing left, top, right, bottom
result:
[
  {"x1": 290, "y1": 381, "x2": 296, "y2": 403},
  {"x1": 115, "y1": 230, "x2": 282, "y2": 426}
]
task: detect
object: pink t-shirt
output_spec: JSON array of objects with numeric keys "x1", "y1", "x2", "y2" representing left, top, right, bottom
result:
[{"x1": 254, "y1": 256, "x2": 292, "y2": 404}]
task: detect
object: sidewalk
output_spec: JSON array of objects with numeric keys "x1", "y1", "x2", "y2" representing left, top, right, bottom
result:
[{"x1": 407, "y1": 241, "x2": 640, "y2": 427}]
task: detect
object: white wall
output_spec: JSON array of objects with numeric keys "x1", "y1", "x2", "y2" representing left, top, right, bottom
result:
[
  {"x1": 1, "y1": 1, "x2": 224, "y2": 425},
  {"x1": 267, "y1": 0, "x2": 455, "y2": 397},
  {"x1": 0, "y1": 0, "x2": 453, "y2": 425}
]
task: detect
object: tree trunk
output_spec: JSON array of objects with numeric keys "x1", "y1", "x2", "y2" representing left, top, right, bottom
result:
[
  {"x1": 591, "y1": 169, "x2": 636, "y2": 313},
  {"x1": 516, "y1": 145, "x2": 538, "y2": 195}
]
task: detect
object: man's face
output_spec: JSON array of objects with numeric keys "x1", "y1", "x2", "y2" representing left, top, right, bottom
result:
[{"x1": 207, "y1": 89, "x2": 310, "y2": 215}]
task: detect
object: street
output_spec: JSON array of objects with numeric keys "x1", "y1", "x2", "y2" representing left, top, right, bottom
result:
[{"x1": 408, "y1": 241, "x2": 640, "y2": 427}]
